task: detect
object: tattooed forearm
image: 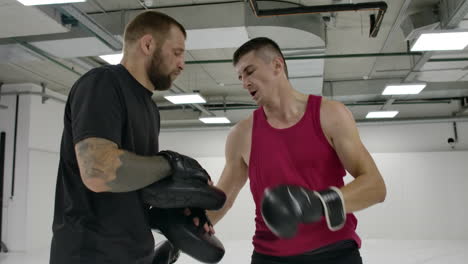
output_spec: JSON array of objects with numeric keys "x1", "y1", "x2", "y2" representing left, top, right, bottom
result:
[
  {"x1": 108, "y1": 152, "x2": 171, "y2": 192},
  {"x1": 75, "y1": 137, "x2": 171, "y2": 193},
  {"x1": 75, "y1": 138, "x2": 121, "y2": 185}
]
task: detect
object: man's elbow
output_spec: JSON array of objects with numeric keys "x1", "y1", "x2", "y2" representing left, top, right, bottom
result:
[
  {"x1": 223, "y1": 197, "x2": 235, "y2": 211},
  {"x1": 376, "y1": 179, "x2": 387, "y2": 203},
  {"x1": 81, "y1": 176, "x2": 109, "y2": 193}
]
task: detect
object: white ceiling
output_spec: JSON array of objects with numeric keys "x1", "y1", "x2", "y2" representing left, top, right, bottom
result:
[{"x1": 0, "y1": 0, "x2": 468, "y2": 128}]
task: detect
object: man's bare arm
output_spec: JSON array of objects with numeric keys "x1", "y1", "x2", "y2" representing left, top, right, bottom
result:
[
  {"x1": 321, "y1": 100, "x2": 386, "y2": 212},
  {"x1": 207, "y1": 120, "x2": 249, "y2": 225},
  {"x1": 75, "y1": 137, "x2": 171, "y2": 193}
]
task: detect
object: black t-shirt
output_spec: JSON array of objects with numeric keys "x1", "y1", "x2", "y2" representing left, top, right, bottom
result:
[{"x1": 50, "y1": 64, "x2": 160, "y2": 264}]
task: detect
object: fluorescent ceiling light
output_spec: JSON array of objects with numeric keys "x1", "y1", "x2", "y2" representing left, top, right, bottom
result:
[
  {"x1": 382, "y1": 83, "x2": 426, "y2": 95},
  {"x1": 199, "y1": 117, "x2": 231, "y2": 124},
  {"x1": 366, "y1": 111, "x2": 399, "y2": 119},
  {"x1": 17, "y1": 0, "x2": 86, "y2": 5},
  {"x1": 411, "y1": 31, "x2": 468, "y2": 51},
  {"x1": 164, "y1": 93, "x2": 206, "y2": 104},
  {"x1": 99, "y1": 53, "x2": 122, "y2": 65}
]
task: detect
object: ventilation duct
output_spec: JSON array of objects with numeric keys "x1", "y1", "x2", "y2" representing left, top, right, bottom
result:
[
  {"x1": 400, "y1": 8, "x2": 440, "y2": 40},
  {"x1": 248, "y1": 0, "x2": 388, "y2": 37}
]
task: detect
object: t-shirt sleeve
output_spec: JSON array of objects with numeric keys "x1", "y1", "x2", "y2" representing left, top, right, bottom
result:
[{"x1": 70, "y1": 69, "x2": 124, "y2": 147}]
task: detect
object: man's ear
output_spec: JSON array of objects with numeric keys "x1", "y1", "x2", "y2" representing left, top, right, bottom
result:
[
  {"x1": 139, "y1": 34, "x2": 156, "y2": 56},
  {"x1": 273, "y1": 57, "x2": 285, "y2": 76}
]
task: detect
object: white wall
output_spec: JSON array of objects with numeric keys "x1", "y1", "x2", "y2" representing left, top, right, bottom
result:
[
  {"x1": 1, "y1": 86, "x2": 31, "y2": 252},
  {"x1": 356, "y1": 152, "x2": 468, "y2": 240},
  {"x1": 0, "y1": 83, "x2": 64, "y2": 252},
  {"x1": 2, "y1": 87, "x2": 468, "y2": 254},
  {"x1": 358, "y1": 122, "x2": 468, "y2": 153},
  {"x1": 160, "y1": 122, "x2": 468, "y2": 242}
]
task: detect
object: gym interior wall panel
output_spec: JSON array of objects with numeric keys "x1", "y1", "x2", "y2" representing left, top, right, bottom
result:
[
  {"x1": 1, "y1": 94, "x2": 32, "y2": 251},
  {"x1": 0, "y1": 83, "x2": 63, "y2": 252},
  {"x1": 356, "y1": 152, "x2": 468, "y2": 240},
  {"x1": 24, "y1": 86, "x2": 63, "y2": 251},
  {"x1": 26, "y1": 150, "x2": 58, "y2": 251},
  {"x1": 28, "y1": 88, "x2": 65, "y2": 153},
  {"x1": 358, "y1": 122, "x2": 467, "y2": 153},
  {"x1": 194, "y1": 152, "x2": 468, "y2": 241},
  {"x1": 0, "y1": 92, "x2": 17, "y2": 250},
  {"x1": 161, "y1": 127, "x2": 468, "y2": 241},
  {"x1": 160, "y1": 122, "x2": 468, "y2": 157},
  {"x1": 457, "y1": 122, "x2": 467, "y2": 145},
  {"x1": 159, "y1": 129, "x2": 229, "y2": 157}
]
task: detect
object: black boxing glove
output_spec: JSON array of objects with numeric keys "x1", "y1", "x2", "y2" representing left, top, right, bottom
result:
[
  {"x1": 158, "y1": 150, "x2": 211, "y2": 183},
  {"x1": 152, "y1": 240, "x2": 180, "y2": 264},
  {"x1": 149, "y1": 207, "x2": 225, "y2": 264},
  {"x1": 141, "y1": 151, "x2": 226, "y2": 210},
  {"x1": 261, "y1": 185, "x2": 346, "y2": 238}
]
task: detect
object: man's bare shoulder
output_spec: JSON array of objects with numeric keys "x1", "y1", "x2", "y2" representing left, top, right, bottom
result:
[
  {"x1": 229, "y1": 114, "x2": 253, "y2": 137},
  {"x1": 320, "y1": 98, "x2": 353, "y2": 122},
  {"x1": 225, "y1": 114, "x2": 253, "y2": 160}
]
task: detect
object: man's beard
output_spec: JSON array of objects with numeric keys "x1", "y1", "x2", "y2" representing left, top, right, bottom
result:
[{"x1": 148, "y1": 49, "x2": 173, "y2": 91}]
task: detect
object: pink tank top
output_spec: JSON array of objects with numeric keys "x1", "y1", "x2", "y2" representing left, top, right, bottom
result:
[{"x1": 249, "y1": 95, "x2": 361, "y2": 256}]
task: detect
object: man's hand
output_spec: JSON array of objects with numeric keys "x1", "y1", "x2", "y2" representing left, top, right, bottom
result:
[
  {"x1": 261, "y1": 185, "x2": 346, "y2": 238},
  {"x1": 184, "y1": 208, "x2": 215, "y2": 235}
]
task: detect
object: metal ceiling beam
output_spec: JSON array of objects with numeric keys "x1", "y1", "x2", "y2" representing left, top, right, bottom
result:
[
  {"x1": 404, "y1": 52, "x2": 434, "y2": 82},
  {"x1": 380, "y1": 98, "x2": 396, "y2": 110},
  {"x1": 367, "y1": 0, "x2": 415, "y2": 79},
  {"x1": 403, "y1": 0, "x2": 468, "y2": 82},
  {"x1": 440, "y1": 0, "x2": 468, "y2": 29},
  {"x1": 59, "y1": 5, "x2": 123, "y2": 51},
  {"x1": 14, "y1": 40, "x2": 82, "y2": 77},
  {"x1": 170, "y1": 84, "x2": 214, "y2": 117},
  {"x1": 454, "y1": 97, "x2": 468, "y2": 115},
  {"x1": 86, "y1": 0, "x2": 243, "y2": 14}
]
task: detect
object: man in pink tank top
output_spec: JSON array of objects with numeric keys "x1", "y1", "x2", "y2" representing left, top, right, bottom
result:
[{"x1": 207, "y1": 37, "x2": 386, "y2": 264}]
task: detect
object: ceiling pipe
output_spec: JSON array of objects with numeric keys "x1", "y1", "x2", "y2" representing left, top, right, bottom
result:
[
  {"x1": 248, "y1": 0, "x2": 388, "y2": 37},
  {"x1": 0, "y1": 91, "x2": 66, "y2": 104},
  {"x1": 158, "y1": 97, "x2": 457, "y2": 112},
  {"x1": 182, "y1": 51, "x2": 468, "y2": 65},
  {"x1": 160, "y1": 115, "x2": 468, "y2": 130}
]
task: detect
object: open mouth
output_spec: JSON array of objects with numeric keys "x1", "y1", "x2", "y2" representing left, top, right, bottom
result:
[{"x1": 250, "y1": 91, "x2": 257, "y2": 97}]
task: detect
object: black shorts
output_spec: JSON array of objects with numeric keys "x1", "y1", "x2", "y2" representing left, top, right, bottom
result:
[{"x1": 251, "y1": 240, "x2": 362, "y2": 264}]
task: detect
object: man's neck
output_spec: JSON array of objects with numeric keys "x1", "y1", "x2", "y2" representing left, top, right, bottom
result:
[
  {"x1": 121, "y1": 57, "x2": 155, "y2": 92},
  {"x1": 263, "y1": 83, "x2": 309, "y2": 125}
]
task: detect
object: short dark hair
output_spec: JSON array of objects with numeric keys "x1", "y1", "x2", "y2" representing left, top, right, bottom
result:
[
  {"x1": 233, "y1": 37, "x2": 288, "y2": 78},
  {"x1": 124, "y1": 11, "x2": 186, "y2": 47}
]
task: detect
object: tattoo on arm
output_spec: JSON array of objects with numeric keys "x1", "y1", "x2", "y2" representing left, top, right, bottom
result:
[{"x1": 75, "y1": 137, "x2": 171, "y2": 193}]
